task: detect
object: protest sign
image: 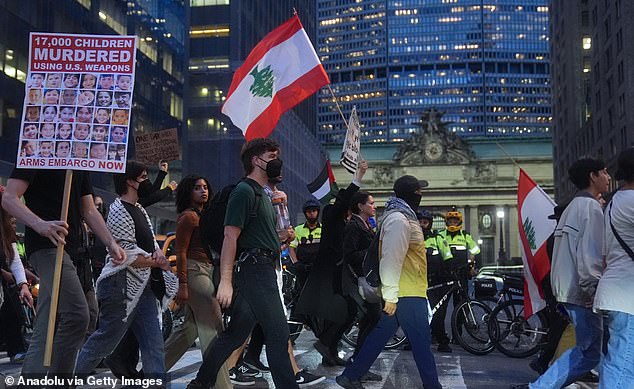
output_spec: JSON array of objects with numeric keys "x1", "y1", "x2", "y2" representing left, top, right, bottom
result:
[
  {"x1": 17, "y1": 32, "x2": 137, "y2": 173},
  {"x1": 340, "y1": 106, "x2": 361, "y2": 174},
  {"x1": 134, "y1": 128, "x2": 180, "y2": 165}
]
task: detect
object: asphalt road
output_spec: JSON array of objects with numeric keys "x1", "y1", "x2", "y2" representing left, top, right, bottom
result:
[{"x1": 0, "y1": 329, "x2": 560, "y2": 389}]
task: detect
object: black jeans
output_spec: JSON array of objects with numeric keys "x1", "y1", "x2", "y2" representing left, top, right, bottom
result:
[
  {"x1": 427, "y1": 281, "x2": 452, "y2": 345},
  {"x1": 0, "y1": 281, "x2": 27, "y2": 357},
  {"x1": 195, "y1": 259, "x2": 298, "y2": 389}
]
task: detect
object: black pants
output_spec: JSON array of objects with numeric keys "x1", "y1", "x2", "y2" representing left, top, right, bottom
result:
[
  {"x1": 0, "y1": 282, "x2": 27, "y2": 357},
  {"x1": 195, "y1": 259, "x2": 298, "y2": 388},
  {"x1": 533, "y1": 306, "x2": 569, "y2": 369},
  {"x1": 427, "y1": 280, "x2": 452, "y2": 345},
  {"x1": 319, "y1": 294, "x2": 357, "y2": 354},
  {"x1": 353, "y1": 301, "x2": 381, "y2": 356}
]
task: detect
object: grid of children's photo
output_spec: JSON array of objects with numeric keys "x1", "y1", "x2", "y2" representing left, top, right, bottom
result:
[{"x1": 21, "y1": 71, "x2": 132, "y2": 161}]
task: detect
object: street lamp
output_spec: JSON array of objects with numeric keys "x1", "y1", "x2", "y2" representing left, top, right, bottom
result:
[{"x1": 497, "y1": 209, "x2": 507, "y2": 263}]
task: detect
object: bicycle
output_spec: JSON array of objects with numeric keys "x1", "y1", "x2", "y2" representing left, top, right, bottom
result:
[
  {"x1": 486, "y1": 274, "x2": 549, "y2": 358},
  {"x1": 429, "y1": 271, "x2": 495, "y2": 355}
]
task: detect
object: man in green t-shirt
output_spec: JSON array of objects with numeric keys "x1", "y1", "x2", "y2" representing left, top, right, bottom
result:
[{"x1": 188, "y1": 138, "x2": 299, "y2": 389}]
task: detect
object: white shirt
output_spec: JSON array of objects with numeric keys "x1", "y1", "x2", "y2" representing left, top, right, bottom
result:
[{"x1": 594, "y1": 190, "x2": 634, "y2": 315}]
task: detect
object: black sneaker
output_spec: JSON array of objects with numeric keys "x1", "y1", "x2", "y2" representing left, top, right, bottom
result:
[
  {"x1": 336, "y1": 374, "x2": 365, "y2": 389},
  {"x1": 228, "y1": 367, "x2": 256, "y2": 386},
  {"x1": 243, "y1": 356, "x2": 270, "y2": 372},
  {"x1": 437, "y1": 343, "x2": 452, "y2": 353},
  {"x1": 361, "y1": 371, "x2": 382, "y2": 382},
  {"x1": 186, "y1": 379, "x2": 210, "y2": 389},
  {"x1": 295, "y1": 370, "x2": 326, "y2": 387},
  {"x1": 578, "y1": 371, "x2": 599, "y2": 383},
  {"x1": 236, "y1": 361, "x2": 262, "y2": 378}
]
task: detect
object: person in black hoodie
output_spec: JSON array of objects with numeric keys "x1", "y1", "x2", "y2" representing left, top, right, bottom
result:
[{"x1": 294, "y1": 161, "x2": 368, "y2": 366}]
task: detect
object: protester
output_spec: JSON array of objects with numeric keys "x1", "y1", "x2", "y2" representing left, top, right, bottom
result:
[
  {"x1": 187, "y1": 138, "x2": 298, "y2": 389},
  {"x1": 163, "y1": 174, "x2": 232, "y2": 388},
  {"x1": 241, "y1": 171, "x2": 326, "y2": 387},
  {"x1": 595, "y1": 147, "x2": 634, "y2": 389},
  {"x1": 104, "y1": 160, "x2": 178, "y2": 378},
  {"x1": 336, "y1": 175, "x2": 441, "y2": 389},
  {"x1": 419, "y1": 210, "x2": 453, "y2": 352},
  {"x1": 74, "y1": 161, "x2": 177, "y2": 384},
  {"x1": 341, "y1": 191, "x2": 382, "y2": 376},
  {"x1": 528, "y1": 204, "x2": 571, "y2": 374},
  {"x1": 295, "y1": 161, "x2": 368, "y2": 367},
  {"x1": 0, "y1": 189, "x2": 34, "y2": 364},
  {"x1": 2, "y1": 164, "x2": 125, "y2": 378},
  {"x1": 511, "y1": 157, "x2": 610, "y2": 389}
]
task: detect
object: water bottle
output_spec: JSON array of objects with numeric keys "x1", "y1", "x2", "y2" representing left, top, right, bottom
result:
[{"x1": 272, "y1": 197, "x2": 291, "y2": 232}]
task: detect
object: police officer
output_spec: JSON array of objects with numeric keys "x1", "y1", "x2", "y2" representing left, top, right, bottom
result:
[
  {"x1": 289, "y1": 199, "x2": 322, "y2": 290},
  {"x1": 418, "y1": 210, "x2": 453, "y2": 352}
]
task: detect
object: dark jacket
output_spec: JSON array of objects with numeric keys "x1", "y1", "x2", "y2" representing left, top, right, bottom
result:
[
  {"x1": 341, "y1": 214, "x2": 375, "y2": 296},
  {"x1": 294, "y1": 182, "x2": 360, "y2": 324}
]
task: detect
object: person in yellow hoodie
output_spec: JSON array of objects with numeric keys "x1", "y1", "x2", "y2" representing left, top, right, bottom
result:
[{"x1": 336, "y1": 175, "x2": 442, "y2": 389}]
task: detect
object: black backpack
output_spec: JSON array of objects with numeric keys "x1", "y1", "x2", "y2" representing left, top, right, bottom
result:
[{"x1": 199, "y1": 179, "x2": 261, "y2": 267}]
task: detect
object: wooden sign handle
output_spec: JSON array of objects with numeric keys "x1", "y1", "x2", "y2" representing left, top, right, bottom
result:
[{"x1": 43, "y1": 169, "x2": 73, "y2": 367}]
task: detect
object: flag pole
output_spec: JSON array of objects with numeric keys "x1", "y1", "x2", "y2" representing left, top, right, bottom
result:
[
  {"x1": 495, "y1": 141, "x2": 522, "y2": 170},
  {"x1": 327, "y1": 85, "x2": 349, "y2": 129}
]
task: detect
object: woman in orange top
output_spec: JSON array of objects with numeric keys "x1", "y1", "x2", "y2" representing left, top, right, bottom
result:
[{"x1": 163, "y1": 175, "x2": 232, "y2": 388}]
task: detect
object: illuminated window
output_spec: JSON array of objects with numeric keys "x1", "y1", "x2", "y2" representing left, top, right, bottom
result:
[
  {"x1": 190, "y1": 25, "x2": 230, "y2": 38},
  {"x1": 76, "y1": 0, "x2": 91, "y2": 9},
  {"x1": 191, "y1": 0, "x2": 229, "y2": 6},
  {"x1": 583, "y1": 36, "x2": 592, "y2": 50}
]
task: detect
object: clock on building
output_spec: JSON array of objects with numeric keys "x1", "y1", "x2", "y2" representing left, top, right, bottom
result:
[{"x1": 424, "y1": 141, "x2": 444, "y2": 162}]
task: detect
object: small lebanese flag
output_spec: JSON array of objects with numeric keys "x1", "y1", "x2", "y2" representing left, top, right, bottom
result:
[
  {"x1": 307, "y1": 160, "x2": 339, "y2": 204},
  {"x1": 222, "y1": 15, "x2": 330, "y2": 140},
  {"x1": 517, "y1": 169, "x2": 557, "y2": 318}
]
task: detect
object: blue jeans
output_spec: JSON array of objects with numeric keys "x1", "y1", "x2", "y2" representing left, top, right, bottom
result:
[
  {"x1": 342, "y1": 297, "x2": 442, "y2": 389},
  {"x1": 599, "y1": 310, "x2": 634, "y2": 389},
  {"x1": 530, "y1": 303, "x2": 602, "y2": 389},
  {"x1": 75, "y1": 271, "x2": 165, "y2": 380}
]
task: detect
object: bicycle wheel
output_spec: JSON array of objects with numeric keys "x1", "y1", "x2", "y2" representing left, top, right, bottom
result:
[
  {"x1": 488, "y1": 300, "x2": 548, "y2": 358},
  {"x1": 342, "y1": 322, "x2": 407, "y2": 350},
  {"x1": 451, "y1": 300, "x2": 495, "y2": 355}
]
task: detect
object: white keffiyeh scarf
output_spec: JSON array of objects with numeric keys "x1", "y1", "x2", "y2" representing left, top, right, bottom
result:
[{"x1": 97, "y1": 198, "x2": 178, "y2": 321}]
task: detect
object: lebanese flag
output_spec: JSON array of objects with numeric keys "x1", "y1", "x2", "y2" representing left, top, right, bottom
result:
[
  {"x1": 307, "y1": 160, "x2": 339, "y2": 204},
  {"x1": 222, "y1": 15, "x2": 330, "y2": 140},
  {"x1": 517, "y1": 169, "x2": 557, "y2": 317}
]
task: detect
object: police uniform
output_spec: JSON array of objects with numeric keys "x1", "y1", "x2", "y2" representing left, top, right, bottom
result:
[
  {"x1": 424, "y1": 229, "x2": 453, "y2": 348},
  {"x1": 290, "y1": 222, "x2": 322, "y2": 289}
]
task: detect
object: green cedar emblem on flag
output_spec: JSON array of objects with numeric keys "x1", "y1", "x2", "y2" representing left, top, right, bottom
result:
[
  {"x1": 249, "y1": 65, "x2": 274, "y2": 98},
  {"x1": 523, "y1": 217, "x2": 537, "y2": 250}
]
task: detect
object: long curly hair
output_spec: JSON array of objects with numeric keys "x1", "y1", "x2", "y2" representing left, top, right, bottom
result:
[
  {"x1": 0, "y1": 189, "x2": 17, "y2": 262},
  {"x1": 176, "y1": 175, "x2": 213, "y2": 213}
]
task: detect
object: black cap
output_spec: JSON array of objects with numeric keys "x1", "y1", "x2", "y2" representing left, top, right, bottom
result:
[
  {"x1": 393, "y1": 175, "x2": 429, "y2": 197},
  {"x1": 615, "y1": 147, "x2": 634, "y2": 181}
]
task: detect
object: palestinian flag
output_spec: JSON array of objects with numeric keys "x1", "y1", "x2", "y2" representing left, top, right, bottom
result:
[
  {"x1": 517, "y1": 168, "x2": 557, "y2": 317},
  {"x1": 307, "y1": 160, "x2": 339, "y2": 204},
  {"x1": 222, "y1": 15, "x2": 330, "y2": 140}
]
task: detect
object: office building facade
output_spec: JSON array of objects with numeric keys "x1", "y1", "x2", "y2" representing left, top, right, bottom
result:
[
  {"x1": 317, "y1": 0, "x2": 552, "y2": 145},
  {"x1": 550, "y1": 0, "x2": 633, "y2": 201},
  {"x1": 0, "y1": 0, "x2": 186, "y2": 187}
]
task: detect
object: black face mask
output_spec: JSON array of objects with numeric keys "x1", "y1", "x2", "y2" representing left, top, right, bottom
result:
[
  {"x1": 258, "y1": 157, "x2": 283, "y2": 180},
  {"x1": 136, "y1": 179, "x2": 153, "y2": 198},
  {"x1": 400, "y1": 192, "x2": 422, "y2": 212}
]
